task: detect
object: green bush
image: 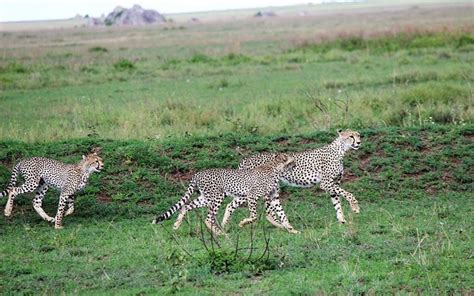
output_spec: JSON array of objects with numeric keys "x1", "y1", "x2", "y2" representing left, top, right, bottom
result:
[
  {"x1": 1, "y1": 62, "x2": 29, "y2": 74},
  {"x1": 293, "y1": 31, "x2": 474, "y2": 53},
  {"x1": 189, "y1": 53, "x2": 213, "y2": 64},
  {"x1": 88, "y1": 46, "x2": 108, "y2": 53},
  {"x1": 113, "y1": 59, "x2": 136, "y2": 70}
]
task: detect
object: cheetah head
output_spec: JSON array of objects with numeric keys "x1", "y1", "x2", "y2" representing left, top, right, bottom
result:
[
  {"x1": 338, "y1": 129, "x2": 361, "y2": 151},
  {"x1": 82, "y1": 147, "x2": 104, "y2": 173},
  {"x1": 274, "y1": 153, "x2": 296, "y2": 171}
]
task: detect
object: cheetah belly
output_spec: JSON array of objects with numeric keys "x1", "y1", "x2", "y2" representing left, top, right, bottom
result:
[
  {"x1": 280, "y1": 171, "x2": 322, "y2": 188},
  {"x1": 41, "y1": 172, "x2": 66, "y2": 190},
  {"x1": 224, "y1": 185, "x2": 249, "y2": 200}
]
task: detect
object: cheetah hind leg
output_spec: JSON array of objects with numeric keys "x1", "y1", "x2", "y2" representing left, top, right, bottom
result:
[
  {"x1": 173, "y1": 207, "x2": 187, "y2": 230},
  {"x1": 264, "y1": 199, "x2": 285, "y2": 229},
  {"x1": 4, "y1": 189, "x2": 15, "y2": 217},
  {"x1": 173, "y1": 195, "x2": 207, "y2": 230},
  {"x1": 266, "y1": 214, "x2": 300, "y2": 234},
  {"x1": 265, "y1": 213, "x2": 284, "y2": 228},
  {"x1": 6, "y1": 181, "x2": 39, "y2": 217},
  {"x1": 33, "y1": 184, "x2": 55, "y2": 222},
  {"x1": 238, "y1": 217, "x2": 257, "y2": 228},
  {"x1": 266, "y1": 199, "x2": 299, "y2": 234},
  {"x1": 221, "y1": 197, "x2": 246, "y2": 229}
]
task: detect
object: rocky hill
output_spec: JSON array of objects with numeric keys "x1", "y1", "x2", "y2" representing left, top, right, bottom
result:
[{"x1": 89, "y1": 4, "x2": 166, "y2": 26}]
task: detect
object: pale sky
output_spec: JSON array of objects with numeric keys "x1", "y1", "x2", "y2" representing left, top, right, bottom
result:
[{"x1": 0, "y1": 0, "x2": 337, "y2": 22}]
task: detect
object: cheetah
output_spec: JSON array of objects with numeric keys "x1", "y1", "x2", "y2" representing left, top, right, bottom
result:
[
  {"x1": 0, "y1": 147, "x2": 103, "y2": 229},
  {"x1": 236, "y1": 129, "x2": 361, "y2": 224},
  {"x1": 153, "y1": 154, "x2": 299, "y2": 235}
]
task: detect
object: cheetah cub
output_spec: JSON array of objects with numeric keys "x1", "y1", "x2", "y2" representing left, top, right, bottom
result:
[
  {"x1": 153, "y1": 154, "x2": 298, "y2": 235},
  {"x1": 0, "y1": 147, "x2": 103, "y2": 229}
]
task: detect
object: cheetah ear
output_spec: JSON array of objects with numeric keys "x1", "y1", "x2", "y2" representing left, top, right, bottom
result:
[{"x1": 90, "y1": 147, "x2": 102, "y2": 155}]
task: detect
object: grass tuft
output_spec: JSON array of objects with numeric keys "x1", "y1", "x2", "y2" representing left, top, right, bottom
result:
[
  {"x1": 113, "y1": 59, "x2": 136, "y2": 70},
  {"x1": 88, "y1": 46, "x2": 108, "y2": 53}
]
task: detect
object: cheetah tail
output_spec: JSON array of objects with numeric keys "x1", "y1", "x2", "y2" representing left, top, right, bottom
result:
[
  {"x1": 152, "y1": 178, "x2": 196, "y2": 224},
  {"x1": 0, "y1": 164, "x2": 19, "y2": 198}
]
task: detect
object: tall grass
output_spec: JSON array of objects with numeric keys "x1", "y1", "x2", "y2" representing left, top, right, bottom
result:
[{"x1": 0, "y1": 13, "x2": 473, "y2": 141}]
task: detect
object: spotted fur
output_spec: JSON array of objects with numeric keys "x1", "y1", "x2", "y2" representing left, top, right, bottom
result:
[
  {"x1": 237, "y1": 129, "x2": 361, "y2": 224},
  {"x1": 153, "y1": 154, "x2": 298, "y2": 235},
  {"x1": 0, "y1": 148, "x2": 103, "y2": 229}
]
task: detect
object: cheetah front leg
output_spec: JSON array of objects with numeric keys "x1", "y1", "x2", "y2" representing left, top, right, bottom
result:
[
  {"x1": 65, "y1": 196, "x2": 75, "y2": 216},
  {"x1": 334, "y1": 173, "x2": 359, "y2": 213},
  {"x1": 54, "y1": 194, "x2": 69, "y2": 229},
  {"x1": 321, "y1": 180, "x2": 346, "y2": 224},
  {"x1": 205, "y1": 195, "x2": 225, "y2": 236},
  {"x1": 264, "y1": 189, "x2": 284, "y2": 228},
  {"x1": 263, "y1": 196, "x2": 284, "y2": 228},
  {"x1": 335, "y1": 186, "x2": 360, "y2": 214}
]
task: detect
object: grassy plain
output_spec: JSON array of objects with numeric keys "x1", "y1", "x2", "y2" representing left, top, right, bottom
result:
[
  {"x1": 0, "y1": 1, "x2": 473, "y2": 294},
  {"x1": 0, "y1": 126, "x2": 473, "y2": 294},
  {"x1": 1, "y1": 2, "x2": 473, "y2": 141}
]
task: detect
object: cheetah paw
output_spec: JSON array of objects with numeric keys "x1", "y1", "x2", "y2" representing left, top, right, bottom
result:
[
  {"x1": 287, "y1": 228, "x2": 300, "y2": 234},
  {"x1": 4, "y1": 209, "x2": 12, "y2": 217}
]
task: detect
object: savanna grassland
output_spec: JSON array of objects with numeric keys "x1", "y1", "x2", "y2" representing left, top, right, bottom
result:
[
  {"x1": 1, "y1": 2, "x2": 473, "y2": 141},
  {"x1": 0, "y1": 1, "x2": 473, "y2": 295}
]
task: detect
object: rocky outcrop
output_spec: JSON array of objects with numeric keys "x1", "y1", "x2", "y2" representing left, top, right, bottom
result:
[
  {"x1": 254, "y1": 11, "x2": 277, "y2": 17},
  {"x1": 102, "y1": 5, "x2": 166, "y2": 26}
]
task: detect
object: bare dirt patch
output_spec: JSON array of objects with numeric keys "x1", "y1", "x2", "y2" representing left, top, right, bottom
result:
[
  {"x1": 97, "y1": 192, "x2": 112, "y2": 203},
  {"x1": 343, "y1": 169, "x2": 358, "y2": 182},
  {"x1": 168, "y1": 169, "x2": 194, "y2": 183}
]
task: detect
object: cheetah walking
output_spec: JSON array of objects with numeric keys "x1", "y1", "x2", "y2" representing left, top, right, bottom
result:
[
  {"x1": 0, "y1": 148, "x2": 103, "y2": 229},
  {"x1": 237, "y1": 129, "x2": 361, "y2": 224},
  {"x1": 153, "y1": 154, "x2": 299, "y2": 235}
]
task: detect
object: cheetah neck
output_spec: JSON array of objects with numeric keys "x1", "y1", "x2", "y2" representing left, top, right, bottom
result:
[
  {"x1": 77, "y1": 168, "x2": 92, "y2": 190},
  {"x1": 76, "y1": 162, "x2": 94, "y2": 184},
  {"x1": 327, "y1": 138, "x2": 347, "y2": 159}
]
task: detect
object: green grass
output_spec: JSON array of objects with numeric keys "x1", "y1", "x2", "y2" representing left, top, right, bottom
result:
[
  {"x1": 0, "y1": 126, "x2": 473, "y2": 294},
  {"x1": 0, "y1": 27, "x2": 473, "y2": 141},
  {"x1": 1, "y1": 3, "x2": 473, "y2": 293}
]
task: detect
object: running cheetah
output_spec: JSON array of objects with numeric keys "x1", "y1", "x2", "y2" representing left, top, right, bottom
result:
[
  {"x1": 0, "y1": 147, "x2": 103, "y2": 229},
  {"x1": 153, "y1": 154, "x2": 298, "y2": 235},
  {"x1": 237, "y1": 129, "x2": 361, "y2": 223}
]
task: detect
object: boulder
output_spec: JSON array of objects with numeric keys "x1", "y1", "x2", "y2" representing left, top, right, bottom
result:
[{"x1": 104, "y1": 4, "x2": 166, "y2": 26}]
